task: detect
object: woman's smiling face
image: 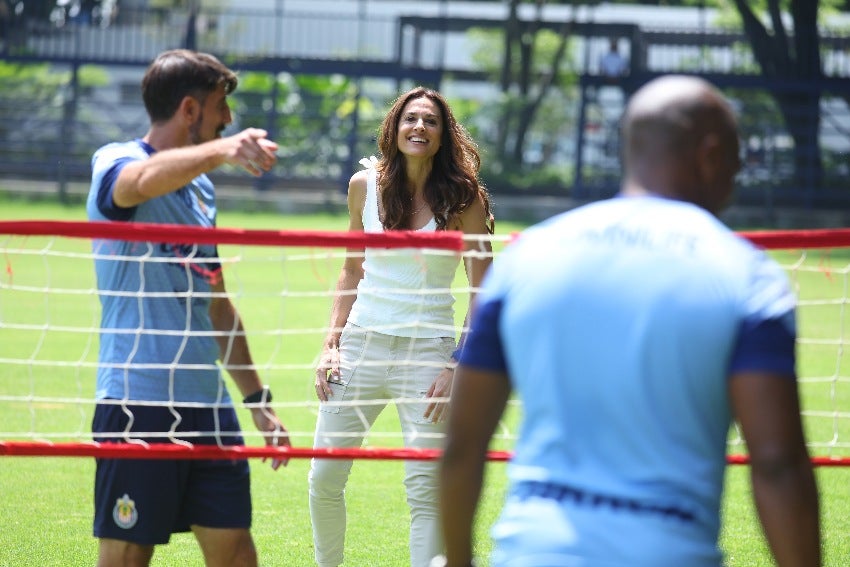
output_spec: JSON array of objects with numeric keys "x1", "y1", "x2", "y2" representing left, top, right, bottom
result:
[{"x1": 396, "y1": 96, "x2": 443, "y2": 160}]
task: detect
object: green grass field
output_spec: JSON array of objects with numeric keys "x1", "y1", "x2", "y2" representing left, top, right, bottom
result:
[{"x1": 1, "y1": 195, "x2": 849, "y2": 566}]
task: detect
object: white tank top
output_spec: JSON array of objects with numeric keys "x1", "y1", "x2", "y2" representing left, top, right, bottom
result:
[{"x1": 348, "y1": 166, "x2": 461, "y2": 338}]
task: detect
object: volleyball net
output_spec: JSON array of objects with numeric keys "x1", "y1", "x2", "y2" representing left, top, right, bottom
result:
[{"x1": 1, "y1": 219, "x2": 849, "y2": 467}]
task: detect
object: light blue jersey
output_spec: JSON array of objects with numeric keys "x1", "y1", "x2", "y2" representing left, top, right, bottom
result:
[
  {"x1": 461, "y1": 195, "x2": 796, "y2": 565},
  {"x1": 86, "y1": 139, "x2": 229, "y2": 403}
]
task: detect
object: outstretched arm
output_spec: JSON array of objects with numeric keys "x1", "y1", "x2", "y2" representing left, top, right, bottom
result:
[
  {"x1": 730, "y1": 370, "x2": 820, "y2": 566},
  {"x1": 113, "y1": 127, "x2": 277, "y2": 207}
]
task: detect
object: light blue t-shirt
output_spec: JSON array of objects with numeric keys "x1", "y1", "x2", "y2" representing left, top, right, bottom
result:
[
  {"x1": 460, "y1": 195, "x2": 796, "y2": 562},
  {"x1": 86, "y1": 139, "x2": 230, "y2": 403}
]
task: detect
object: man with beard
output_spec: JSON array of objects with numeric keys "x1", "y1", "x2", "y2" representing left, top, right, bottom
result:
[{"x1": 86, "y1": 49, "x2": 289, "y2": 567}]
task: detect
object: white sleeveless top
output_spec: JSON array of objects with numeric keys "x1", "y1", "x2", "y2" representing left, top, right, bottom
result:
[{"x1": 348, "y1": 165, "x2": 461, "y2": 338}]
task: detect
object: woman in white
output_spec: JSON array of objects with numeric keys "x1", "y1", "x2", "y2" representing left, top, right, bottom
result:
[{"x1": 309, "y1": 87, "x2": 494, "y2": 567}]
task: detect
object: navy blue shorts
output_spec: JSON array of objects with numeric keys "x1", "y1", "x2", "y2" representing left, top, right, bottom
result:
[{"x1": 92, "y1": 402, "x2": 251, "y2": 545}]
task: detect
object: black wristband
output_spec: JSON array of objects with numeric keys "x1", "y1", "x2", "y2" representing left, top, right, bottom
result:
[{"x1": 243, "y1": 387, "x2": 272, "y2": 405}]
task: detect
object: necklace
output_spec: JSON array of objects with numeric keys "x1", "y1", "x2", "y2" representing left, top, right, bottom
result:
[{"x1": 409, "y1": 192, "x2": 428, "y2": 216}]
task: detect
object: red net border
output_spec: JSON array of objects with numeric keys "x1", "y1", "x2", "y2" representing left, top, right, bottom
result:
[
  {"x1": 4, "y1": 220, "x2": 850, "y2": 250},
  {"x1": 2, "y1": 442, "x2": 850, "y2": 467},
  {"x1": 2, "y1": 220, "x2": 850, "y2": 465},
  {"x1": 0, "y1": 220, "x2": 466, "y2": 250}
]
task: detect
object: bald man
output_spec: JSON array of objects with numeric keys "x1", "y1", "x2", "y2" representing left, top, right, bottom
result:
[{"x1": 438, "y1": 75, "x2": 820, "y2": 567}]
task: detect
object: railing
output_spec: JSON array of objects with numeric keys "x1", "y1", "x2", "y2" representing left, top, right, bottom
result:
[
  {"x1": 2, "y1": 5, "x2": 850, "y2": 215},
  {"x1": 642, "y1": 29, "x2": 850, "y2": 78},
  {"x1": 6, "y1": 6, "x2": 850, "y2": 79},
  {"x1": 1, "y1": 6, "x2": 399, "y2": 65}
]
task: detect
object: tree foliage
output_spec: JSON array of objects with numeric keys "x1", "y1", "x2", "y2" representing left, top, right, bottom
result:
[
  {"x1": 0, "y1": 61, "x2": 109, "y2": 166},
  {"x1": 232, "y1": 72, "x2": 380, "y2": 183},
  {"x1": 467, "y1": 0, "x2": 579, "y2": 187},
  {"x1": 725, "y1": 0, "x2": 824, "y2": 190}
]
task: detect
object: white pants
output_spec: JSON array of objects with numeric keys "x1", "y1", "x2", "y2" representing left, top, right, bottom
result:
[{"x1": 309, "y1": 324, "x2": 454, "y2": 567}]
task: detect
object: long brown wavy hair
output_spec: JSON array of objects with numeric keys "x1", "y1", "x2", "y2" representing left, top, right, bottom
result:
[{"x1": 375, "y1": 87, "x2": 494, "y2": 233}]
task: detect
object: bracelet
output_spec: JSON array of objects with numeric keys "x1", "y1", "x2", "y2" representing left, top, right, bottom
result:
[{"x1": 243, "y1": 386, "x2": 272, "y2": 405}]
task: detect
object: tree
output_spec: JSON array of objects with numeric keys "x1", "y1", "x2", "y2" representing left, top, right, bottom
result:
[
  {"x1": 0, "y1": 62, "x2": 68, "y2": 152},
  {"x1": 606, "y1": 1, "x2": 845, "y2": 193},
  {"x1": 730, "y1": 0, "x2": 823, "y2": 193},
  {"x1": 231, "y1": 71, "x2": 378, "y2": 188},
  {"x1": 475, "y1": 0, "x2": 579, "y2": 184},
  {"x1": 0, "y1": 61, "x2": 112, "y2": 197}
]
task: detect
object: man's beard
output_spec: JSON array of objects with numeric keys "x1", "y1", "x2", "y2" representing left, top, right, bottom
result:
[{"x1": 188, "y1": 114, "x2": 224, "y2": 145}]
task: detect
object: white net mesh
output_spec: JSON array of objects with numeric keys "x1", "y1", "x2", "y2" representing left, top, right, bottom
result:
[
  {"x1": 1, "y1": 221, "x2": 849, "y2": 461},
  {"x1": 0, "y1": 222, "x2": 514, "y2": 457}
]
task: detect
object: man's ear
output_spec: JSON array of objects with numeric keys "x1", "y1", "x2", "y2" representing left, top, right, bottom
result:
[
  {"x1": 178, "y1": 95, "x2": 200, "y2": 124},
  {"x1": 693, "y1": 131, "x2": 733, "y2": 213},
  {"x1": 694, "y1": 132, "x2": 721, "y2": 185}
]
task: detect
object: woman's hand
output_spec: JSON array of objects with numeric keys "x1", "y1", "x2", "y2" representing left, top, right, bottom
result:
[
  {"x1": 424, "y1": 366, "x2": 454, "y2": 423},
  {"x1": 315, "y1": 345, "x2": 341, "y2": 402}
]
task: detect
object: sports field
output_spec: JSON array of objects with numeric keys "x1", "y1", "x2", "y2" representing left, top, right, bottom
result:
[{"x1": 1, "y1": 195, "x2": 849, "y2": 566}]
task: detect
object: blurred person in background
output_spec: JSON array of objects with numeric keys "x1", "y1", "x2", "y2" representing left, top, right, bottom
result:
[{"x1": 439, "y1": 75, "x2": 820, "y2": 567}]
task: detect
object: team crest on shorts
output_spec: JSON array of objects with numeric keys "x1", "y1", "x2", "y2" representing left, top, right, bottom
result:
[{"x1": 113, "y1": 493, "x2": 138, "y2": 529}]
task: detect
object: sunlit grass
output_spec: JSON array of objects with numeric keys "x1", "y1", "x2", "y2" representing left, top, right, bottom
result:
[{"x1": 1, "y1": 198, "x2": 849, "y2": 565}]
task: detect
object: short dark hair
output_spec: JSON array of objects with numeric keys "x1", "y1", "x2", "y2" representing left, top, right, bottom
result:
[{"x1": 141, "y1": 49, "x2": 238, "y2": 123}]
